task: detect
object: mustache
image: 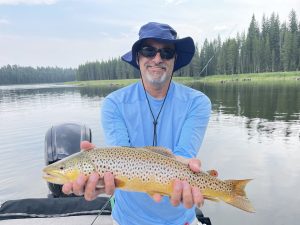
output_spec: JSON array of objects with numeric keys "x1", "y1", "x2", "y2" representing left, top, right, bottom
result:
[{"x1": 145, "y1": 63, "x2": 167, "y2": 69}]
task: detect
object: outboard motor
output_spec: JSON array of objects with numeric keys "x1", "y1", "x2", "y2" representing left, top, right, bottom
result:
[{"x1": 44, "y1": 123, "x2": 92, "y2": 197}]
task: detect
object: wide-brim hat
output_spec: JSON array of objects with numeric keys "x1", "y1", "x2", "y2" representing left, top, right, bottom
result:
[{"x1": 122, "y1": 22, "x2": 195, "y2": 72}]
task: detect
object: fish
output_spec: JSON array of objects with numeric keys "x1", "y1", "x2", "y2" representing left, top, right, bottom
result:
[{"x1": 43, "y1": 146, "x2": 255, "y2": 213}]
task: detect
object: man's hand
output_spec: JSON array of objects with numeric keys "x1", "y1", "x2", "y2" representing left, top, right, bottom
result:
[
  {"x1": 152, "y1": 157, "x2": 204, "y2": 209},
  {"x1": 62, "y1": 141, "x2": 116, "y2": 201}
]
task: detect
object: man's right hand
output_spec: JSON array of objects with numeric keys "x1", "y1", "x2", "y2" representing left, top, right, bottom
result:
[{"x1": 62, "y1": 141, "x2": 116, "y2": 201}]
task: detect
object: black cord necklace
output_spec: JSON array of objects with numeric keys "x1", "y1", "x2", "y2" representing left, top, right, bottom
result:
[{"x1": 141, "y1": 75, "x2": 172, "y2": 146}]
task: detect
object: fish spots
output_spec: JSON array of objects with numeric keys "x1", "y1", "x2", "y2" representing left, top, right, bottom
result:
[
  {"x1": 83, "y1": 147, "x2": 235, "y2": 193},
  {"x1": 43, "y1": 146, "x2": 254, "y2": 212}
]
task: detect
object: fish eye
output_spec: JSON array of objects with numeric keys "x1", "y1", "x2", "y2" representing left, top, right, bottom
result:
[{"x1": 59, "y1": 166, "x2": 65, "y2": 170}]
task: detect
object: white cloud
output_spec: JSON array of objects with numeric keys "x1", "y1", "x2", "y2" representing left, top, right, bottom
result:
[
  {"x1": 0, "y1": 0, "x2": 57, "y2": 5},
  {"x1": 0, "y1": 1, "x2": 298, "y2": 67},
  {"x1": 224, "y1": 0, "x2": 299, "y2": 5},
  {"x1": 164, "y1": 0, "x2": 187, "y2": 5},
  {"x1": 0, "y1": 34, "x2": 131, "y2": 68},
  {"x1": 222, "y1": 0, "x2": 298, "y2": 17},
  {"x1": 213, "y1": 25, "x2": 229, "y2": 32},
  {"x1": 0, "y1": 18, "x2": 10, "y2": 25}
]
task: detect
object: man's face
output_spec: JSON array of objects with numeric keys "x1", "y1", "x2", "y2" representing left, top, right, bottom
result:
[{"x1": 137, "y1": 39, "x2": 175, "y2": 88}]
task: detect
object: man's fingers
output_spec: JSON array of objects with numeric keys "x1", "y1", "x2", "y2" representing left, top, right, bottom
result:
[
  {"x1": 84, "y1": 173, "x2": 100, "y2": 201},
  {"x1": 170, "y1": 179, "x2": 183, "y2": 206},
  {"x1": 62, "y1": 182, "x2": 73, "y2": 195},
  {"x1": 182, "y1": 181, "x2": 193, "y2": 208},
  {"x1": 80, "y1": 141, "x2": 95, "y2": 151},
  {"x1": 72, "y1": 174, "x2": 87, "y2": 196},
  {"x1": 188, "y1": 158, "x2": 201, "y2": 173},
  {"x1": 103, "y1": 172, "x2": 115, "y2": 195},
  {"x1": 152, "y1": 193, "x2": 163, "y2": 203},
  {"x1": 174, "y1": 156, "x2": 201, "y2": 173},
  {"x1": 192, "y1": 186, "x2": 204, "y2": 207}
]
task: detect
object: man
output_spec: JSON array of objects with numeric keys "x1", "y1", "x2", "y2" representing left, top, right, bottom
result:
[{"x1": 63, "y1": 22, "x2": 211, "y2": 225}]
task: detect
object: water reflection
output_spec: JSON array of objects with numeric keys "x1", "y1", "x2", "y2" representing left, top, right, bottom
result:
[
  {"x1": 71, "y1": 81, "x2": 300, "y2": 141},
  {"x1": 190, "y1": 82, "x2": 300, "y2": 141},
  {"x1": 0, "y1": 84, "x2": 119, "y2": 104},
  {"x1": 79, "y1": 86, "x2": 119, "y2": 97},
  {"x1": 1, "y1": 82, "x2": 299, "y2": 141},
  {"x1": 0, "y1": 84, "x2": 78, "y2": 105},
  {"x1": 0, "y1": 83, "x2": 299, "y2": 225},
  {"x1": 191, "y1": 82, "x2": 300, "y2": 121}
]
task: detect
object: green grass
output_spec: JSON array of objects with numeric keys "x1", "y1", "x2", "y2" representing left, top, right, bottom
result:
[
  {"x1": 67, "y1": 78, "x2": 138, "y2": 87},
  {"x1": 198, "y1": 71, "x2": 300, "y2": 83},
  {"x1": 66, "y1": 71, "x2": 300, "y2": 87}
]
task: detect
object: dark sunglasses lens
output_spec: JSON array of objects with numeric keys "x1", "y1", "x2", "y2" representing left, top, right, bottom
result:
[
  {"x1": 140, "y1": 46, "x2": 156, "y2": 58},
  {"x1": 160, "y1": 48, "x2": 175, "y2": 59},
  {"x1": 139, "y1": 46, "x2": 175, "y2": 59}
]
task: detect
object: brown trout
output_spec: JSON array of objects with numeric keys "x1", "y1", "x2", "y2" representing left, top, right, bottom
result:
[{"x1": 43, "y1": 146, "x2": 255, "y2": 213}]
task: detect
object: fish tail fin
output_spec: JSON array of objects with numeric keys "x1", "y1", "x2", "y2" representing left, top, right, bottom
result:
[{"x1": 221, "y1": 179, "x2": 255, "y2": 213}]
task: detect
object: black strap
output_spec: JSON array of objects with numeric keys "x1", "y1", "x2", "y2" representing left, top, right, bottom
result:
[
  {"x1": 141, "y1": 76, "x2": 172, "y2": 146},
  {"x1": 0, "y1": 197, "x2": 111, "y2": 220}
]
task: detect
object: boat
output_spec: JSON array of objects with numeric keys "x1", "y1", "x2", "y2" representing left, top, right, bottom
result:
[{"x1": 0, "y1": 123, "x2": 211, "y2": 225}]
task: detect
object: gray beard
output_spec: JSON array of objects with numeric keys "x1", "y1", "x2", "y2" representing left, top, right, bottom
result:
[{"x1": 143, "y1": 71, "x2": 169, "y2": 88}]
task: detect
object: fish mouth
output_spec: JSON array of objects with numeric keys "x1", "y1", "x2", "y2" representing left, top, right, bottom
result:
[{"x1": 43, "y1": 169, "x2": 69, "y2": 185}]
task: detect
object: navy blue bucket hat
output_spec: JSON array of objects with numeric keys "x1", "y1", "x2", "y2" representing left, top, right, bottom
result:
[{"x1": 121, "y1": 22, "x2": 195, "y2": 72}]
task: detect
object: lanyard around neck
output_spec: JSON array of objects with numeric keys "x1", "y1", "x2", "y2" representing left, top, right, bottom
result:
[{"x1": 140, "y1": 77, "x2": 172, "y2": 146}]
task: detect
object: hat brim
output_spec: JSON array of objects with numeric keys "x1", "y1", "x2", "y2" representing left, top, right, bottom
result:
[{"x1": 121, "y1": 37, "x2": 195, "y2": 72}]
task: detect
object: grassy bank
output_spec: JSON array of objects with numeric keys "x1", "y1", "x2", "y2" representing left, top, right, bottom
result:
[
  {"x1": 67, "y1": 71, "x2": 300, "y2": 87},
  {"x1": 198, "y1": 71, "x2": 300, "y2": 84},
  {"x1": 67, "y1": 78, "x2": 138, "y2": 87}
]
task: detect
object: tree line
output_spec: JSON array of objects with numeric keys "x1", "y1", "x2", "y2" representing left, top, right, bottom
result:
[
  {"x1": 76, "y1": 59, "x2": 139, "y2": 81},
  {"x1": 197, "y1": 9, "x2": 300, "y2": 75},
  {"x1": 0, "y1": 65, "x2": 76, "y2": 85},
  {"x1": 76, "y1": 9, "x2": 300, "y2": 80},
  {"x1": 1, "y1": 9, "x2": 299, "y2": 85}
]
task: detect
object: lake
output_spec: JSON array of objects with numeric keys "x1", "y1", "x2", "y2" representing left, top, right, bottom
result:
[{"x1": 0, "y1": 81, "x2": 299, "y2": 225}]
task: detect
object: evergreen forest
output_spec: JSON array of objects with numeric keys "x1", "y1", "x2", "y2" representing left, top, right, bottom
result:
[
  {"x1": 1, "y1": 10, "x2": 299, "y2": 85},
  {"x1": 0, "y1": 65, "x2": 76, "y2": 85}
]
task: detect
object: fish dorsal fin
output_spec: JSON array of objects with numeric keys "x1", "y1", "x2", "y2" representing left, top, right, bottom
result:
[{"x1": 142, "y1": 146, "x2": 175, "y2": 158}]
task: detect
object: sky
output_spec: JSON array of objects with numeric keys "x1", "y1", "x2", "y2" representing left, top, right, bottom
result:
[{"x1": 0, "y1": 0, "x2": 298, "y2": 68}]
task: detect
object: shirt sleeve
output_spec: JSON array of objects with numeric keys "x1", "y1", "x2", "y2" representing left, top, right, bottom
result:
[
  {"x1": 101, "y1": 96, "x2": 131, "y2": 147},
  {"x1": 173, "y1": 94, "x2": 211, "y2": 158}
]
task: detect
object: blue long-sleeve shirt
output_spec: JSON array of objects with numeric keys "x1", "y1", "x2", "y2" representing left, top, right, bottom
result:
[{"x1": 101, "y1": 81, "x2": 211, "y2": 225}]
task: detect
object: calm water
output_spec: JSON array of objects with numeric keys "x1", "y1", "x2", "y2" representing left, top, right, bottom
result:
[{"x1": 0, "y1": 81, "x2": 299, "y2": 225}]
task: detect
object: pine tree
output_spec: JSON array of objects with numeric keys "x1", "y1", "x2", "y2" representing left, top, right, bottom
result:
[
  {"x1": 269, "y1": 13, "x2": 281, "y2": 71},
  {"x1": 246, "y1": 15, "x2": 260, "y2": 73}
]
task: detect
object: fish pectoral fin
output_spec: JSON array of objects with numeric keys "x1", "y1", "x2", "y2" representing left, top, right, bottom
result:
[
  {"x1": 142, "y1": 147, "x2": 175, "y2": 158},
  {"x1": 114, "y1": 178, "x2": 126, "y2": 188},
  {"x1": 203, "y1": 195, "x2": 219, "y2": 202}
]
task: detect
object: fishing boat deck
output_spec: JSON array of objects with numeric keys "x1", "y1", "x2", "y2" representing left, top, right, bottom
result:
[
  {"x1": 0, "y1": 197, "x2": 113, "y2": 225},
  {"x1": 0, "y1": 215, "x2": 113, "y2": 225},
  {"x1": 0, "y1": 197, "x2": 211, "y2": 225}
]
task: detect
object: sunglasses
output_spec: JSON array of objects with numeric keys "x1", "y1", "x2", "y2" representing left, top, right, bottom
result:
[{"x1": 139, "y1": 46, "x2": 176, "y2": 60}]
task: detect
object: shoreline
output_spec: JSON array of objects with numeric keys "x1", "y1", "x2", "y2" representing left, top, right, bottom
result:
[{"x1": 67, "y1": 71, "x2": 300, "y2": 87}]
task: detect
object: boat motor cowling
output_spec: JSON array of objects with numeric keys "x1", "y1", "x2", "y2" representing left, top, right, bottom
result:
[{"x1": 44, "y1": 123, "x2": 92, "y2": 197}]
